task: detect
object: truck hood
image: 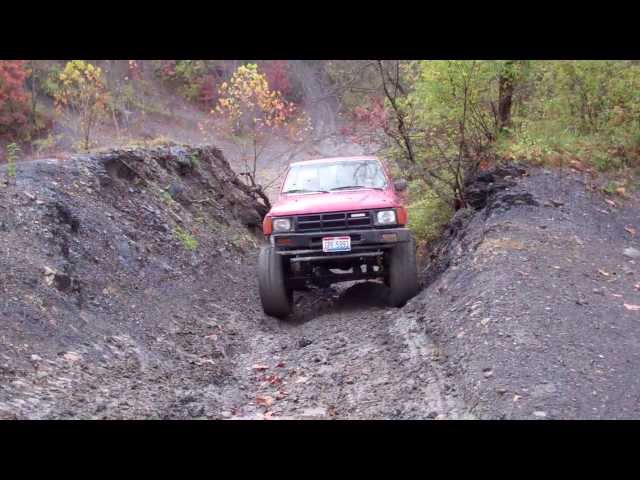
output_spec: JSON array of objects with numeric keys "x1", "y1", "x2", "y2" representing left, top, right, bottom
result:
[{"x1": 269, "y1": 189, "x2": 397, "y2": 216}]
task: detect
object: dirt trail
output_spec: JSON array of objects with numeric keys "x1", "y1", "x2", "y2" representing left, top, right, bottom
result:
[
  {"x1": 4, "y1": 146, "x2": 638, "y2": 419},
  {"x1": 220, "y1": 282, "x2": 471, "y2": 420},
  {"x1": 0, "y1": 147, "x2": 468, "y2": 419}
]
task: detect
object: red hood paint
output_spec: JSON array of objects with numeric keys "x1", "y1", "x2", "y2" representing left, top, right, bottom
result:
[{"x1": 269, "y1": 188, "x2": 399, "y2": 217}]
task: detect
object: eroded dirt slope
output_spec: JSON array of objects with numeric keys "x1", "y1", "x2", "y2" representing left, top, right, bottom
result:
[
  {"x1": 3, "y1": 149, "x2": 638, "y2": 420},
  {"x1": 0, "y1": 146, "x2": 468, "y2": 419},
  {"x1": 0, "y1": 146, "x2": 267, "y2": 419},
  {"x1": 404, "y1": 166, "x2": 640, "y2": 419}
]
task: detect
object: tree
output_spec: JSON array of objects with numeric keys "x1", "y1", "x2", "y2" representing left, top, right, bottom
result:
[
  {"x1": 376, "y1": 61, "x2": 496, "y2": 207},
  {"x1": 211, "y1": 63, "x2": 312, "y2": 208},
  {"x1": 54, "y1": 60, "x2": 109, "y2": 151},
  {"x1": 492, "y1": 60, "x2": 530, "y2": 132},
  {"x1": 263, "y1": 60, "x2": 291, "y2": 99},
  {"x1": 0, "y1": 60, "x2": 29, "y2": 138}
]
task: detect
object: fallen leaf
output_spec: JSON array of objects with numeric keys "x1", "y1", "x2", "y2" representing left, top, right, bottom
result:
[
  {"x1": 252, "y1": 364, "x2": 269, "y2": 371},
  {"x1": 255, "y1": 395, "x2": 274, "y2": 407},
  {"x1": 569, "y1": 159, "x2": 587, "y2": 172},
  {"x1": 616, "y1": 187, "x2": 627, "y2": 197},
  {"x1": 605, "y1": 199, "x2": 617, "y2": 208},
  {"x1": 624, "y1": 303, "x2": 640, "y2": 311},
  {"x1": 43, "y1": 266, "x2": 56, "y2": 286},
  {"x1": 63, "y1": 351, "x2": 82, "y2": 363},
  {"x1": 598, "y1": 269, "x2": 610, "y2": 277},
  {"x1": 635, "y1": 283, "x2": 640, "y2": 291},
  {"x1": 625, "y1": 226, "x2": 636, "y2": 237}
]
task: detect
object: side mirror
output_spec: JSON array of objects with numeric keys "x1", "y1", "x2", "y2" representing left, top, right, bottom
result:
[{"x1": 393, "y1": 179, "x2": 408, "y2": 192}]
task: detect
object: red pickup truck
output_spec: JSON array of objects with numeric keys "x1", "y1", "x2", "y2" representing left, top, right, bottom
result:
[{"x1": 258, "y1": 156, "x2": 419, "y2": 318}]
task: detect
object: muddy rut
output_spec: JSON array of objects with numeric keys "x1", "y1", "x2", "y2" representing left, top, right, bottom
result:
[
  {"x1": 6, "y1": 147, "x2": 638, "y2": 419},
  {"x1": 0, "y1": 147, "x2": 470, "y2": 420},
  {"x1": 220, "y1": 281, "x2": 472, "y2": 420}
]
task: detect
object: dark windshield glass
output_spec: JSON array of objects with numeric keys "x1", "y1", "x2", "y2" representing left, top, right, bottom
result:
[{"x1": 282, "y1": 160, "x2": 387, "y2": 193}]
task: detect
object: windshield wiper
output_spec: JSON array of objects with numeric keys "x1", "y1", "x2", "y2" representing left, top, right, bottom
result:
[
  {"x1": 283, "y1": 189, "x2": 329, "y2": 194},
  {"x1": 329, "y1": 185, "x2": 383, "y2": 191}
]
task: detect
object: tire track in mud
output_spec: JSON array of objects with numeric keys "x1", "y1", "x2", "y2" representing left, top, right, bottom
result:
[{"x1": 222, "y1": 282, "x2": 474, "y2": 420}]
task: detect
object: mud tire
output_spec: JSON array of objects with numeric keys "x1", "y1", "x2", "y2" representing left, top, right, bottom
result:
[
  {"x1": 258, "y1": 245, "x2": 293, "y2": 318},
  {"x1": 388, "y1": 236, "x2": 419, "y2": 307}
]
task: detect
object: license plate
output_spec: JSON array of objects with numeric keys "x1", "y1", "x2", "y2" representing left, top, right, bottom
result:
[{"x1": 322, "y1": 236, "x2": 351, "y2": 253}]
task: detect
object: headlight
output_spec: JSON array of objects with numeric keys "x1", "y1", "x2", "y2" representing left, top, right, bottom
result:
[
  {"x1": 272, "y1": 218, "x2": 292, "y2": 232},
  {"x1": 375, "y1": 210, "x2": 397, "y2": 225}
]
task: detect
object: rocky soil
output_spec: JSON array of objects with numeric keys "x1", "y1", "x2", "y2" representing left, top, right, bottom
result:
[
  {"x1": 405, "y1": 165, "x2": 640, "y2": 419},
  {"x1": 0, "y1": 145, "x2": 467, "y2": 419},
  {"x1": 1, "y1": 147, "x2": 638, "y2": 419},
  {"x1": 0, "y1": 145, "x2": 266, "y2": 419}
]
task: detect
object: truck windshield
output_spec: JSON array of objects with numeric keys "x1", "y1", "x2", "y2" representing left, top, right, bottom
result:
[{"x1": 282, "y1": 160, "x2": 388, "y2": 194}]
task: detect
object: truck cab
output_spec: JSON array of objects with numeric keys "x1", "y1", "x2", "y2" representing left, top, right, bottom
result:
[{"x1": 258, "y1": 156, "x2": 419, "y2": 318}]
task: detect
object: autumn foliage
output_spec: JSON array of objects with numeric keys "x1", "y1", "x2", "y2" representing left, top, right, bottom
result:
[
  {"x1": 0, "y1": 61, "x2": 30, "y2": 137},
  {"x1": 215, "y1": 63, "x2": 303, "y2": 137},
  {"x1": 263, "y1": 61, "x2": 291, "y2": 98},
  {"x1": 209, "y1": 63, "x2": 312, "y2": 207},
  {"x1": 54, "y1": 60, "x2": 109, "y2": 151}
]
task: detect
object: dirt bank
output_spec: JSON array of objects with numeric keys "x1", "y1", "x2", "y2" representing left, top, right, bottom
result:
[
  {"x1": 0, "y1": 145, "x2": 267, "y2": 419},
  {"x1": 403, "y1": 165, "x2": 640, "y2": 419},
  {"x1": 0, "y1": 146, "x2": 468, "y2": 419},
  {"x1": 3, "y1": 149, "x2": 638, "y2": 419}
]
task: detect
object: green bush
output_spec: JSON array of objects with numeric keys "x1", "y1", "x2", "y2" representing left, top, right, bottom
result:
[
  {"x1": 406, "y1": 181, "x2": 454, "y2": 245},
  {"x1": 174, "y1": 226, "x2": 198, "y2": 250},
  {"x1": 38, "y1": 64, "x2": 63, "y2": 98}
]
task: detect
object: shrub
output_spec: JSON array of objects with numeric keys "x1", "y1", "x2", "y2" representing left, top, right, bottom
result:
[
  {"x1": 174, "y1": 226, "x2": 198, "y2": 250},
  {"x1": 5, "y1": 142, "x2": 20, "y2": 179},
  {"x1": 36, "y1": 63, "x2": 63, "y2": 98},
  {"x1": 0, "y1": 61, "x2": 30, "y2": 139},
  {"x1": 153, "y1": 60, "x2": 220, "y2": 109},
  {"x1": 406, "y1": 181, "x2": 454, "y2": 245},
  {"x1": 54, "y1": 61, "x2": 109, "y2": 151}
]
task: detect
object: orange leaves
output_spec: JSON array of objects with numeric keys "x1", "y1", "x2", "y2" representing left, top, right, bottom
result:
[
  {"x1": 255, "y1": 395, "x2": 274, "y2": 407},
  {"x1": 213, "y1": 63, "x2": 309, "y2": 142},
  {"x1": 0, "y1": 61, "x2": 30, "y2": 131},
  {"x1": 54, "y1": 61, "x2": 109, "y2": 150}
]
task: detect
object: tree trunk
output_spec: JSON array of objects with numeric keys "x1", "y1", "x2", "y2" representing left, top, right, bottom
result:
[
  {"x1": 31, "y1": 62, "x2": 38, "y2": 127},
  {"x1": 112, "y1": 108, "x2": 121, "y2": 140},
  {"x1": 497, "y1": 60, "x2": 520, "y2": 132},
  {"x1": 498, "y1": 71, "x2": 514, "y2": 131}
]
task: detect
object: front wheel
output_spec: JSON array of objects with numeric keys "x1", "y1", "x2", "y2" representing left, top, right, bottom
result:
[
  {"x1": 388, "y1": 237, "x2": 419, "y2": 307},
  {"x1": 258, "y1": 245, "x2": 293, "y2": 318}
]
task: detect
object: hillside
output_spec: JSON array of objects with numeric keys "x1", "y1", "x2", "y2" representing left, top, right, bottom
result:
[
  {"x1": 2, "y1": 59, "x2": 640, "y2": 420},
  {"x1": 1, "y1": 148, "x2": 639, "y2": 419},
  {"x1": 402, "y1": 165, "x2": 640, "y2": 418},
  {"x1": 0, "y1": 146, "x2": 267, "y2": 418}
]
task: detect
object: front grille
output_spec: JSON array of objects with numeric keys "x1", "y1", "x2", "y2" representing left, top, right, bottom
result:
[{"x1": 295, "y1": 211, "x2": 372, "y2": 232}]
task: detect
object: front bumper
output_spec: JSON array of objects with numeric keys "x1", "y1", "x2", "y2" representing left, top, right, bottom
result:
[{"x1": 270, "y1": 227, "x2": 411, "y2": 259}]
